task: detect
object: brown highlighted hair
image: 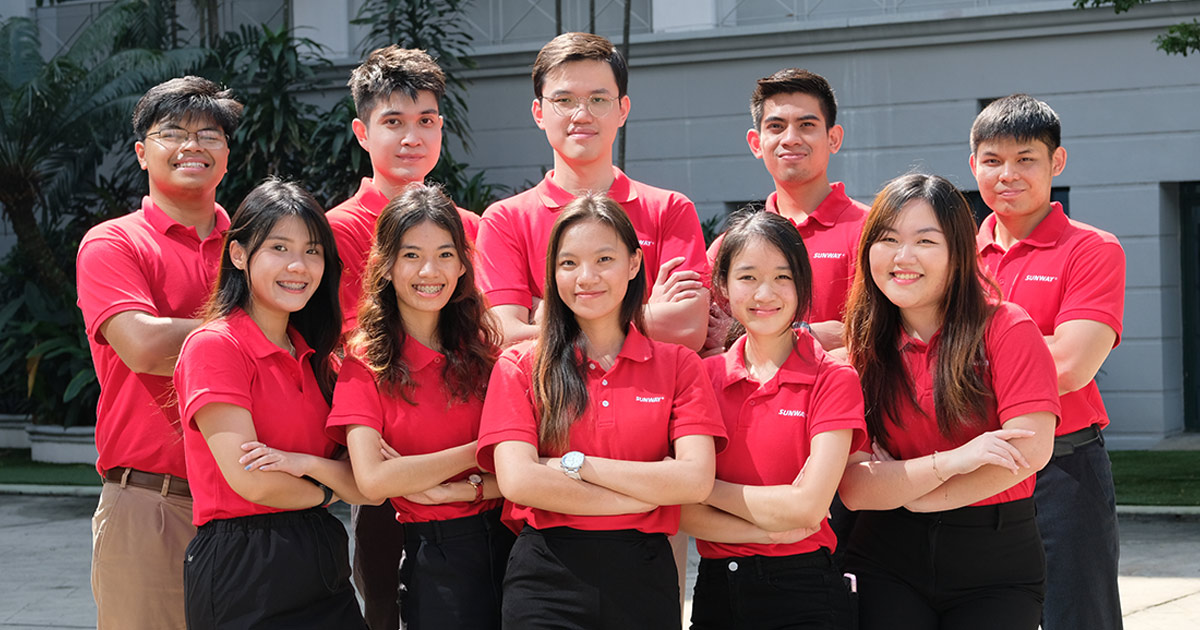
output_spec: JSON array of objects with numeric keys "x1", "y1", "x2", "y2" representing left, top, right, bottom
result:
[
  {"x1": 349, "y1": 46, "x2": 446, "y2": 121},
  {"x1": 532, "y1": 32, "x2": 628, "y2": 99},
  {"x1": 750, "y1": 68, "x2": 837, "y2": 131},
  {"x1": 350, "y1": 184, "x2": 498, "y2": 404},
  {"x1": 970, "y1": 93, "x2": 1061, "y2": 154},
  {"x1": 534, "y1": 194, "x2": 646, "y2": 452},
  {"x1": 844, "y1": 173, "x2": 998, "y2": 448}
]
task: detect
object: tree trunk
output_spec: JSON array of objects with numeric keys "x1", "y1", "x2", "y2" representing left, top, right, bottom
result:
[{"x1": 0, "y1": 192, "x2": 71, "y2": 297}]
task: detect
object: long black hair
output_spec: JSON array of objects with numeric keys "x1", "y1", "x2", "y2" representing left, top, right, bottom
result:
[{"x1": 204, "y1": 178, "x2": 341, "y2": 403}]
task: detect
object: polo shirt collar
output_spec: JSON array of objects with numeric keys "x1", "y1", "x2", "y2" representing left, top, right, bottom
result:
[
  {"x1": 616, "y1": 325, "x2": 653, "y2": 363},
  {"x1": 977, "y1": 202, "x2": 1067, "y2": 253},
  {"x1": 400, "y1": 334, "x2": 442, "y2": 372},
  {"x1": 353, "y1": 178, "x2": 390, "y2": 218},
  {"x1": 764, "y1": 182, "x2": 850, "y2": 229},
  {"x1": 719, "y1": 334, "x2": 818, "y2": 390},
  {"x1": 142, "y1": 195, "x2": 230, "y2": 240},
  {"x1": 536, "y1": 166, "x2": 639, "y2": 209},
  {"x1": 898, "y1": 325, "x2": 942, "y2": 353},
  {"x1": 229, "y1": 307, "x2": 315, "y2": 361}
]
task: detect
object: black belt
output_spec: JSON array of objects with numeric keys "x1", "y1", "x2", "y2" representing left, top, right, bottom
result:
[
  {"x1": 1052, "y1": 425, "x2": 1102, "y2": 458},
  {"x1": 405, "y1": 508, "x2": 502, "y2": 543},
  {"x1": 103, "y1": 467, "x2": 191, "y2": 498}
]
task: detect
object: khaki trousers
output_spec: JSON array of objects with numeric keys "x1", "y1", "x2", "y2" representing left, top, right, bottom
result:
[{"x1": 92, "y1": 479, "x2": 195, "y2": 630}]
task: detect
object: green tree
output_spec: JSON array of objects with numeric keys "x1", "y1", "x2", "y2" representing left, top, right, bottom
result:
[
  {"x1": 0, "y1": 1, "x2": 206, "y2": 296},
  {"x1": 1074, "y1": 0, "x2": 1200, "y2": 56}
]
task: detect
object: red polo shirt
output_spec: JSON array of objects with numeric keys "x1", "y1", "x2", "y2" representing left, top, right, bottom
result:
[
  {"x1": 76, "y1": 196, "x2": 229, "y2": 479},
  {"x1": 476, "y1": 327, "x2": 727, "y2": 535},
  {"x1": 175, "y1": 308, "x2": 338, "y2": 526},
  {"x1": 326, "y1": 339, "x2": 500, "y2": 523},
  {"x1": 328, "y1": 177, "x2": 480, "y2": 333},
  {"x1": 707, "y1": 183, "x2": 867, "y2": 323},
  {"x1": 880, "y1": 302, "x2": 1060, "y2": 505},
  {"x1": 699, "y1": 333, "x2": 866, "y2": 559},
  {"x1": 976, "y1": 203, "x2": 1124, "y2": 435},
  {"x1": 475, "y1": 167, "x2": 708, "y2": 310}
]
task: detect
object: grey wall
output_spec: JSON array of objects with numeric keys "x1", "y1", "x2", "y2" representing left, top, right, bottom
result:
[{"x1": 458, "y1": 2, "x2": 1200, "y2": 447}]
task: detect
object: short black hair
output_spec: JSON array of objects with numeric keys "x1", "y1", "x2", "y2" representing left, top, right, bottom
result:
[
  {"x1": 750, "y1": 68, "x2": 837, "y2": 130},
  {"x1": 970, "y1": 94, "x2": 1061, "y2": 154},
  {"x1": 349, "y1": 46, "x2": 446, "y2": 121},
  {"x1": 131, "y1": 76, "x2": 242, "y2": 138}
]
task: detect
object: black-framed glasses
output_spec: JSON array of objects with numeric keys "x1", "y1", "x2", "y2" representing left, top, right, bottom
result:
[
  {"x1": 543, "y1": 95, "x2": 618, "y2": 118},
  {"x1": 146, "y1": 128, "x2": 228, "y2": 150}
]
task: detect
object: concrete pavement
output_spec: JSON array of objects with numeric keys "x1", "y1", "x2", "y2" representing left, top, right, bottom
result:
[{"x1": 0, "y1": 493, "x2": 1196, "y2": 629}]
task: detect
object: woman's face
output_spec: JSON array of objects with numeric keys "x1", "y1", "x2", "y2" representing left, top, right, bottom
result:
[
  {"x1": 554, "y1": 219, "x2": 642, "y2": 327},
  {"x1": 725, "y1": 236, "x2": 798, "y2": 340},
  {"x1": 387, "y1": 220, "x2": 465, "y2": 323},
  {"x1": 868, "y1": 199, "x2": 950, "y2": 329},
  {"x1": 233, "y1": 215, "x2": 325, "y2": 323}
]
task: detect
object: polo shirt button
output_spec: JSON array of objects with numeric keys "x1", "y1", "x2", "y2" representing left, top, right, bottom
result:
[
  {"x1": 602, "y1": 400, "x2": 610, "y2": 407},
  {"x1": 749, "y1": 400, "x2": 757, "y2": 406},
  {"x1": 728, "y1": 561, "x2": 739, "y2": 572},
  {"x1": 601, "y1": 379, "x2": 608, "y2": 386},
  {"x1": 589, "y1": 363, "x2": 596, "y2": 370}
]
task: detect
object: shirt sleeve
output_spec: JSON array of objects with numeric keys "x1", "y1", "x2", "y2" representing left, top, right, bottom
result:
[
  {"x1": 655, "y1": 192, "x2": 710, "y2": 280},
  {"x1": 326, "y1": 357, "x2": 385, "y2": 444},
  {"x1": 174, "y1": 328, "x2": 254, "y2": 429},
  {"x1": 476, "y1": 203, "x2": 533, "y2": 309},
  {"x1": 476, "y1": 350, "x2": 539, "y2": 471},
  {"x1": 76, "y1": 230, "x2": 159, "y2": 344},
  {"x1": 988, "y1": 305, "x2": 1062, "y2": 424},
  {"x1": 1057, "y1": 237, "x2": 1125, "y2": 346},
  {"x1": 329, "y1": 216, "x2": 365, "y2": 334},
  {"x1": 668, "y1": 348, "x2": 728, "y2": 452},
  {"x1": 806, "y1": 362, "x2": 868, "y2": 457}
]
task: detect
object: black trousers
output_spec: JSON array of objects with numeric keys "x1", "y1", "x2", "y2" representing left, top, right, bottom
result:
[
  {"x1": 844, "y1": 499, "x2": 1045, "y2": 630},
  {"x1": 399, "y1": 508, "x2": 515, "y2": 630},
  {"x1": 502, "y1": 525, "x2": 680, "y2": 630},
  {"x1": 351, "y1": 502, "x2": 405, "y2": 630},
  {"x1": 183, "y1": 507, "x2": 366, "y2": 630},
  {"x1": 690, "y1": 549, "x2": 853, "y2": 630}
]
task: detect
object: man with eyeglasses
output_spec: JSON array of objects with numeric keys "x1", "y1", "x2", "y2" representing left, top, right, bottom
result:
[
  {"x1": 75, "y1": 76, "x2": 241, "y2": 630},
  {"x1": 475, "y1": 32, "x2": 709, "y2": 351}
]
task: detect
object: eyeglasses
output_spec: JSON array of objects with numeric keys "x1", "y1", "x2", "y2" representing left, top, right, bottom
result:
[
  {"x1": 543, "y1": 95, "x2": 618, "y2": 118},
  {"x1": 145, "y1": 128, "x2": 228, "y2": 150}
]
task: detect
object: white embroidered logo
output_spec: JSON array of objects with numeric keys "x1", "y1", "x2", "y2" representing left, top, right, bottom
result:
[
  {"x1": 811, "y1": 252, "x2": 845, "y2": 260},
  {"x1": 778, "y1": 409, "x2": 806, "y2": 417},
  {"x1": 636, "y1": 396, "x2": 665, "y2": 403},
  {"x1": 639, "y1": 239, "x2": 654, "y2": 246},
  {"x1": 1024, "y1": 274, "x2": 1057, "y2": 282}
]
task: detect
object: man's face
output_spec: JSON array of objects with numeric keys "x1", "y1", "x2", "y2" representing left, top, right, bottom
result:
[
  {"x1": 747, "y1": 92, "x2": 842, "y2": 188},
  {"x1": 352, "y1": 90, "x2": 443, "y2": 191},
  {"x1": 532, "y1": 60, "x2": 630, "y2": 168},
  {"x1": 970, "y1": 136, "x2": 1066, "y2": 222},
  {"x1": 135, "y1": 114, "x2": 230, "y2": 198}
]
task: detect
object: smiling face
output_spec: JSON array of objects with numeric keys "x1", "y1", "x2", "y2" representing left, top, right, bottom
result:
[
  {"x1": 532, "y1": 60, "x2": 630, "y2": 169},
  {"x1": 387, "y1": 219, "x2": 465, "y2": 330},
  {"x1": 970, "y1": 136, "x2": 1065, "y2": 224},
  {"x1": 725, "y1": 236, "x2": 799, "y2": 341},
  {"x1": 869, "y1": 199, "x2": 950, "y2": 334},
  {"x1": 135, "y1": 114, "x2": 229, "y2": 199},
  {"x1": 353, "y1": 90, "x2": 443, "y2": 196},
  {"x1": 554, "y1": 218, "x2": 642, "y2": 328},
  {"x1": 748, "y1": 92, "x2": 843, "y2": 189},
  {"x1": 231, "y1": 215, "x2": 325, "y2": 331}
]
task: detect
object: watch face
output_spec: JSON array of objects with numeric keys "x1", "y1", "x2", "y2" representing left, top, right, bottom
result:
[
  {"x1": 562, "y1": 451, "x2": 585, "y2": 471},
  {"x1": 468, "y1": 474, "x2": 482, "y2": 485}
]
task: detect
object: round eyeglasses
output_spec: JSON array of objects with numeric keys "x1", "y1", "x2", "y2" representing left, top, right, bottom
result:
[
  {"x1": 543, "y1": 95, "x2": 618, "y2": 118},
  {"x1": 146, "y1": 128, "x2": 228, "y2": 150}
]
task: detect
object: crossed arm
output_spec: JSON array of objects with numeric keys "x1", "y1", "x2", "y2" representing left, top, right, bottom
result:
[{"x1": 342, "y1": 425, "x2": 502, "y2": 506}]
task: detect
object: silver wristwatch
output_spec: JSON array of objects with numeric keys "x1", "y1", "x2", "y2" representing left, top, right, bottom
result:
[{"x1": 561, "y1": 451, "x2": 585, "y2": 480}]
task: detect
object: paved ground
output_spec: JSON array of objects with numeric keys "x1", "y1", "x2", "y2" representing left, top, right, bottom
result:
[{"x1": 0, "y1": 494, "x2": 1196, "y2": 629}]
